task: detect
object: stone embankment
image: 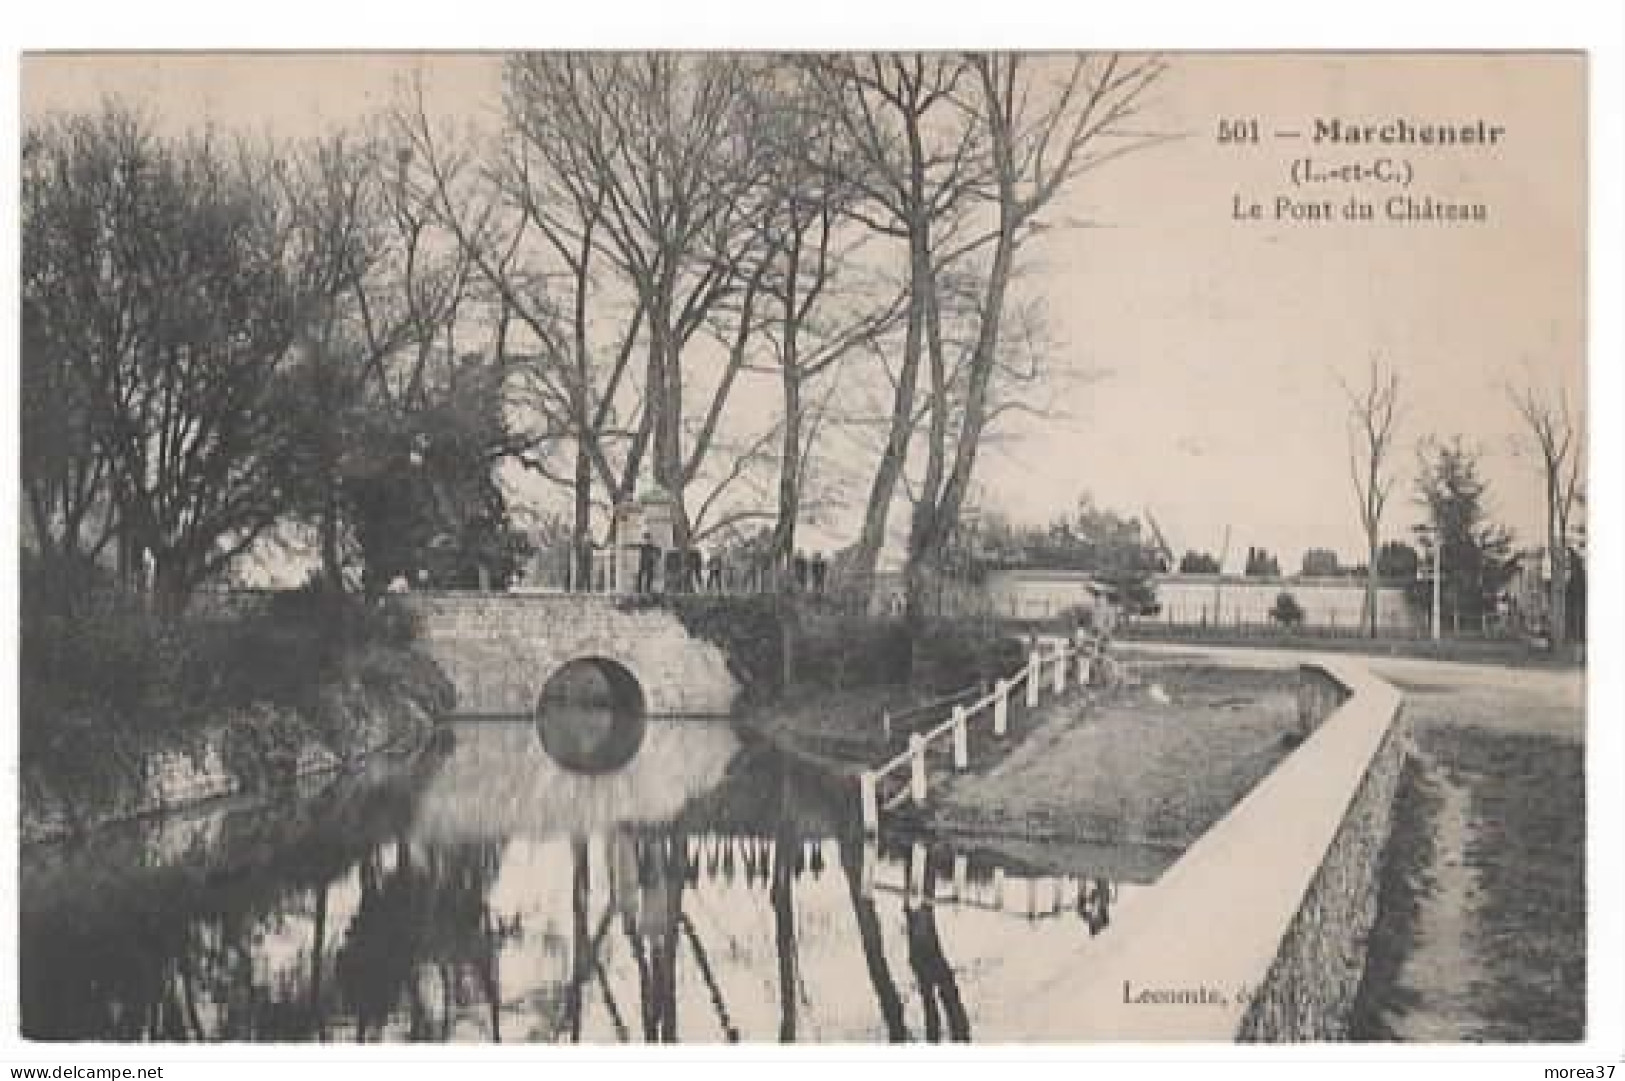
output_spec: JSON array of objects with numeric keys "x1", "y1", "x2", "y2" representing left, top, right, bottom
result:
[{"x1": 20, "y1": 649, "x2": 451, "y2": 846}]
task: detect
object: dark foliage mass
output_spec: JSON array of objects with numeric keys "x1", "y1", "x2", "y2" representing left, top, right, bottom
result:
[
  {"x1": 1269, "y1": 591, "x2": 1305, "y2": 627},
  {"x1": 19, "y1": 566, "x2": 440, "y2": 765},
  {"x1": 624, "y1": 594, "x2": 1020, "y2": 705},
  {"x1": 22, "y1": 104, "x2": 533, "y2": 613},
  {"x1": 1412, "y1": 439, "x2": 1516, "y2": 630}
]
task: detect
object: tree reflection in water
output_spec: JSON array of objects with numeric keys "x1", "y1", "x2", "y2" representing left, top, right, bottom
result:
[
  {"x1": 837, "y1": 833, "x2": 910, "y2": 1041},
  {"x1": 771, "y1": 760, "x2": 801, "y2": 1042},
  {"x1": 903, "y1": 852, "x2": 971, "y2": 1042},
  {"x1": 333, "y1": 838, "x2": 513, "y2": 1041},
  {"x1": 22, "y1": 720, "x2": 1138, "y2": 1043}
]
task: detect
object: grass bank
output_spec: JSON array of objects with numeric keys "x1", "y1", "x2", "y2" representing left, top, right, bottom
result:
[{"x1": 932, "y1": 664, "x2": 1301, "y2": 856}]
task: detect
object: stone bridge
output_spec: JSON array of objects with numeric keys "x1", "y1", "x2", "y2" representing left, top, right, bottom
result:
[{"x1": 400, "y1": 593, "x2": 741, "y2": 719}]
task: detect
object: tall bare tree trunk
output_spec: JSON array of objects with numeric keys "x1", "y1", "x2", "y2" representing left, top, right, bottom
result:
[
  {"x1": 1363, "y1": 525, "x2": 1380, "y2": 637},
  {"x1": 849, "y1": 229, "x2": 929, "y2": 602},
  {"x1": 573, "y1": 438, "x2": 593, "y2": 590},
  {"x1": 646, "y1": 298, "x2": 692, "y2": 551},
  {"x1": 773, "y1": 347, "x2": 803, "y2": 568},
  {"x1": 1547, "y1": 494, "x2": 1568, "y2": 647}
]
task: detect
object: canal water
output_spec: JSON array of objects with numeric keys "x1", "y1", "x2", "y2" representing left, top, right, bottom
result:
[{"x1": 20, "y1": 708, "x2": 1155, "y2": 1043}]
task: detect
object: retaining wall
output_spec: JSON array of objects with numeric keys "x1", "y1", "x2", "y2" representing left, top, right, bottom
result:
[
  {"x1": 989, "y1": 657, "x2": 1408, "y2": 1041},
  {"x1": 20, "y1": 669, "x2": 443, "y2": 847}
]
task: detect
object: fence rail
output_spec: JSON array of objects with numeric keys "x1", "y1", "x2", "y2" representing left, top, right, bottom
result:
[{"x1": 859, "y1": 628, "x2": 1104, "y2": 834}]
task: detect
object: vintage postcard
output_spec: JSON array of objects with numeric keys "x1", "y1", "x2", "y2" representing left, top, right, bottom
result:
[{"x1": 13, "y1": 49, "x2": 1594, "y2": 1052}]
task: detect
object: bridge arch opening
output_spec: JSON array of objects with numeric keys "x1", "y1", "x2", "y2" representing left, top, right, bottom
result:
[{"x1": 534, "y1": 657, "x2": 648, "y2": 773}]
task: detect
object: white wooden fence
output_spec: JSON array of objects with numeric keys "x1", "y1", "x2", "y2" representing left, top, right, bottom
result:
[{"x1": 859, "y1": 628, "x2": 1103, "y2": 834}]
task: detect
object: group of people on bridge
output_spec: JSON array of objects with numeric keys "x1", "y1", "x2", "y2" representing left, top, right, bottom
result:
[{"x1": 633, "y1": 534, "x2": 830, "y2": 597}]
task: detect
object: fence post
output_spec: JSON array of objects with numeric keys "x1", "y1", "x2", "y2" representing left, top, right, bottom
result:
[
  {"x1": 1026, "y1": 654, "x2": 1041, "y2": 708},
  {"x1": 993, "y1": 679, "x2": 1010, "y2": 736},
  {"x1": 952, "y1": 853, "x2": 969, "y2": 903},
  {"x1": 992, "y1": 866, "x2": 1007, "y2": 910},
  {"x1": 859, "y1": 771, "x2": 879, "y2": 835},
  {"x1": 951, "y1": 705, "x2": 968, "y2": 770},
  {"x1": 909, "y1": 733, "x2": 927, "y2": 804}
]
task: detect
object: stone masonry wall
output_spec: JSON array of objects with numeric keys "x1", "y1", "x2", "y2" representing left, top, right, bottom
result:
[
  {"x1": 402, "y1": 592, "x2": 740, "y2": 717},
  {"x1": 20, "y1": 687, "x2": 438, "y2": 847},
  {"x1": 1238, "y1": 698, "x2": 1411, "y2": 1040},
  {"x1": 1297, "y1": 662, "x2": 1353, "y2": 733}
]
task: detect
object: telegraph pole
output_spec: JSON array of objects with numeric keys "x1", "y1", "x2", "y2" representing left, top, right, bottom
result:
[{"x1": 1431, "y1": 538, "x2": 1442, "y2": 642}]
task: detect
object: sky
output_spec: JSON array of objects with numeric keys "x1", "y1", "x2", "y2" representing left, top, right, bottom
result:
[{"x1": 21, "y1": 52, "x2": 1588, "y2": 572}]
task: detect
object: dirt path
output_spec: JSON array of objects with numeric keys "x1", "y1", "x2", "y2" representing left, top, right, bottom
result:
[{"x1": 1377, "y1": 753, "x2": 1491, "y2": 1041}]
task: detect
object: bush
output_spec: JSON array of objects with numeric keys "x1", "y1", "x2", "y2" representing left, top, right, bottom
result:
[
  {"x1": 20, "y1": 580, "x2": 429, "y2": 761},
  {"x1": 912, "y1": 621, "x2": 1027, "y2": 692},
  {"x1": 644, "y1": 594, "x2": 787, "y2": 702},
  {"x1": 617, "y1": 593, "x2": 1022, "y2": 702},
  {"x1": 794, "y1": 613, "x2": 912, "y2": 691},
  {"x1": 20, "y1": 585, "x2": 193, "y2": 745},
  {"x1": 184, "y1": 584, "x2": 424, "y2": 718},
  {"x1": 1270, "y1": 591, "x2": 1306, "y2": 628}
]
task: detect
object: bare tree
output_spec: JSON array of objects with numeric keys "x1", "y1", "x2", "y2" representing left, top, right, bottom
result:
[
  {"x1": 397, "y1": 73, "x2": 653, "y2": 586},
  {"x1": 1509, "y1": 376, "x2": 1585, "y2": 646},
  {"x1": 273, "y1": 130, "x2": 395, "y2": 590},
  {"x1": 495, "y1": 54, "x2": 772, "y2": 551},
  {"x1": 803, "y1": 54, "x2": 987, "y2": 601},
  {"x1": 749, "y1": 68, "x2": 909, "y2": 571},
  {"x1": 279, "y1": 120, "x2": 526, "y2": 594},
  {"x1": 1340, "y1": 357, "x2": 1403, "y2": 637},
  {"x1": 804, "y1": 55, "x2": 1165, "y2": 619}
]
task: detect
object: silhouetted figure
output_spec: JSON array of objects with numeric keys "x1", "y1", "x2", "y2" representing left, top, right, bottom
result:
[
  {"x1": 636, "y1": 533, "x2": 659, "y2": 594},
  {"x1": 685, "y1": 548, "x2": 703, "y2": 593},
  {"x1": 706, "y1": 551, "x2": 724, "y2": 592},
  {"x1": 1079, "y1": 877, "x2": 1113, "y2": 936},
  {"x1": 811, "y1": 551, "x2": 828, "y2": 594},
  {"x1": 793, "y1": 550, "x2": 809, "y2": 592}
]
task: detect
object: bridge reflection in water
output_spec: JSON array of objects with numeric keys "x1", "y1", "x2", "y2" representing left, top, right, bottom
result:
[{"x1": 20, "y1": 715, "x2": 1150, "y2": 1043}]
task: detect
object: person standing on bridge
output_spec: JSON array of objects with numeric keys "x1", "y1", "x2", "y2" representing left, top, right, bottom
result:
[
  {"x1": 636, "y1": 532, "x2": 658, "y2": 594},
  {"x1": 706, "y1": 549, "x2": 724, "y2": 593},
  {"x1": 664, "y1": 547, "x2": 684, "y2": 594}
]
